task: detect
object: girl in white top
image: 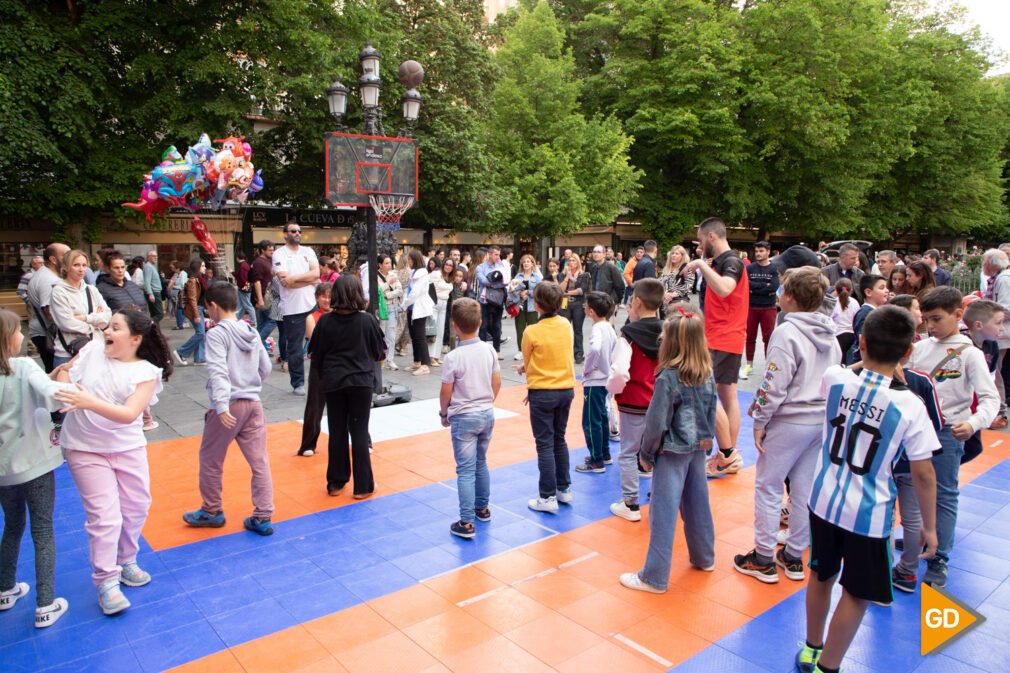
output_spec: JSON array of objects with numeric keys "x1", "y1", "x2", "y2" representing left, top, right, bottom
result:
[
  {"x1": 402, "y1": 249, "x2": 434, "y2": 376},
  {"x1": 429, "y1": 258, "x2": 456, "y2": 365},
  {"x1": 49, "y1": 249, "x2": 110, "y2": 365},
  {"x1": 54, "y1": 309, "x2": 172, "y2": 617},
  {"x1": 830, "y1": 278, "x2": 859, "y2": 365}
]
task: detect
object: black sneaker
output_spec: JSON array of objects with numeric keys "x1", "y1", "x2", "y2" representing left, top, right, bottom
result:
[
  {"x1": 895, "y1": 538, "x2": 904, "y2": 552},
  {"x1": 450, "y1": 520, "x2": 475, "y2": 539},
  {"x1": 474, "y1": 508, "x2": 491, "y2": 522},
  {"x1": 733, "y1": 549, "x2": 779, "y2": 583},
  {"x1": 892, "y1": 567, "x2": 917, "y2": 593},
  {"x1": 775, "y1": 548, "x2": 804, "y2": 581},
  {"x1": 575, "y1": 461, "x2": 605, "y2": 474},
  {"x1": 923, "y1": 557, "x2": 948, "y2": 588}
]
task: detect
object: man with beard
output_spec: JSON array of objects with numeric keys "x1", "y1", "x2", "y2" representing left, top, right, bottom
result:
[{"x1": 687, "y1": 217, "x2": 748, "y2": 479}]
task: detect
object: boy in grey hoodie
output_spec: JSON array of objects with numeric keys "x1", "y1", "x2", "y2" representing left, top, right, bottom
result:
[
  {"x1": 183, "y1": 283, "x2": 275, "y2": 536},
  {"x1": 734, "y1": 268, "x2": 841, "y2": 584}
]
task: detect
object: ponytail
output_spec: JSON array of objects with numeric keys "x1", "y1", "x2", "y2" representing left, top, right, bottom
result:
[
  {"x1": 117, "y1": 309, "x2": 174, "y2": 380},
  {"x1": 834, "y1": 278, "x2": 852, "y2": 311}
]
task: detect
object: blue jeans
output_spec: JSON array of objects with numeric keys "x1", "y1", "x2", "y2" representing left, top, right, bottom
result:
[
  {"x1": 177, "y1": 310, "x2": 206, "y2": 363},
  {"x1": 173, "y1": 302, "x2": 186, "y2": 329},
  {"x1": 528, "y1": 388, "x2": 574, "y2": 498},
  {"x1": 256, "y1": 308, "x2": 276, "y2": 349},
  {"x1": 934, "y1": 427, "x2": 964, "y2": 562},
  {"x1": 451, "y1": 409, "x2": 495, "y2": 523},
  {"x1": 639, "y1": 451, "x2": 715, "y2": 590},
  {"x1": 284, "y1": 311, "x2": 309, "y2": 389},
  {"x1": 237, "y1": 290, "x2": 257, "y2": 325}
]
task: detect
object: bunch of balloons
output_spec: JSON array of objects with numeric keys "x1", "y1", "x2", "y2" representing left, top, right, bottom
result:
[{"x1": 122, "y1": 133, "x2": 264, "y2": 222}]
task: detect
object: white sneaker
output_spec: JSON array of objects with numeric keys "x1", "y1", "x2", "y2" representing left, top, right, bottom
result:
[
  {"x1": 619, "y1": 572, "x2": 665, "y2": 594},
  {"x1": 142, "y1": 421, "x2": 159, "y2": 432},
  {"x1": 385, "y1": 361, "x2": 399, "y2": 371},
  {"x1": 557, "y1": 487, "x2": 573, "y2": 504},
  {"x1": 120, "y1": 561, "x2": 151, "y2": 587},
  {"x1": 0, "y1": 582, "x2": 29, "y2": 610},
  {"x1": 171, "y1": 350, "x2": 189, "y2": 366},
  {"x1": 610, "y1": 501, "x2": 641, "y2": 522},
  {"x1": 776, "y1": 528, "x2": 789, "y2": 546},
  {"x1": 738, "y1": 365, "x2": 749, "y2": 380},
  {"x1": 513, "y1": 352, "x2": 523, "y2": 362},
  {"x1": 528, "y1": 496, "x2": 559, "y2": 513},
  {"x1": 98, "y1": 580, "x2": 130, "y2": 615},
  {"x1": 35, "y1": 598, "x2": 68, "y2": 628}
]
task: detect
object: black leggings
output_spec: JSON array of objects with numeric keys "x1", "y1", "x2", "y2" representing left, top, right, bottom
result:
[
  {"x1": 299, "y1": 363, "x2": 326, "y2": 454},
  {"x1": 0, "y1": 471, "x2": 56, "y2": 607},
  {"x1": 408, "y1": 309, "x2": 431, "y2": 365},
  {"x1": 836, "y1": 333, "x2": 855, "y2": 366},
  {"x1": 325, "y1": 387, "x2": 374, "y2": 496}
]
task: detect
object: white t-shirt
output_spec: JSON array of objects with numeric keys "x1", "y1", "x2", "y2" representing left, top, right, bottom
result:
[
  {"x1": 272, "y1": 245, "x2": 318, "y2": 316},
  {"x1": 808, "y1": 366, "x2": 939, "y2": 538},
  {"x1": 25, "y1": 266, "x2": 61, "y2": 338},
  {"x1": 830, "y1": 298, "x2": 860, "y2": 336},
  {"x1": 441, "y1": 338, "x2": 500, "y2": 419},
  {"x1": 61, "y1": 341, "x2": 163, "y2": 453}
]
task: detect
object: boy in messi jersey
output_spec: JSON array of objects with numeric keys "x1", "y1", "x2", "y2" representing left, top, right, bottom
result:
[{"x1": 797, "y1": 306, "x2": 938, "y2": 673}]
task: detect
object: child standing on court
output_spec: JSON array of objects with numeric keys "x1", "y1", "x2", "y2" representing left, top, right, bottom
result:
[
  {"x1": 607, "y1": 278, "x2": 664, "y2": 522},
  {"x1": 845, "y1": 274, "x2": 889, "y2": 364},
  {"x1": 439, "y1": 298, "x2": 501, "y2": 539},
  {"x1": 798, "y1": 306, "x2": 939, "y2": 673},
  {"x1": 55, "y1": 309, "x2": 171, "y2": 616},
  {"x1": 961, "y1": 298, "x2": 1004, "y2": 453},
  {"x1": 0, "y1": 308, "x2": 74, "y2": 628},
  {"x1": 519, "y1": 282, "x2": 576, "y2": 513},
  {"x1": 734, "y1": 268, "x2": 840, "y2": 584},
  {"x1": 183, "y1": 282, "x2": 275, "y2": 536},
  {"x1": 577, "y1": 291, "x2": 616, "y2": 474},
  {"x1": 619, "y1": 310, "x2": 717, "y2": 594},
  {"x1": 908, "y1": 286, "x2": 999, "y2": 588}
]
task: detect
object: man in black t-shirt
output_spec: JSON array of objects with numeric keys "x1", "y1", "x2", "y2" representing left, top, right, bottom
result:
[{"x1": 742, "y1": 241, "x2": 779, "y2": 380}]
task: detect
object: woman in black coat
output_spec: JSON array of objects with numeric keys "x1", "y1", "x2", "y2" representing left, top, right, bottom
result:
[
  {"x1": 559, "y1": 255, "x2": 591, "y2": 363},
  {"x1": 308, "y1": 275, "x2": 385, "y2": 498}
]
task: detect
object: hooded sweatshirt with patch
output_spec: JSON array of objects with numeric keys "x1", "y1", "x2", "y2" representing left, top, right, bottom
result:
[
  {"x1": 205, "y1": 318, "x2": 273, "y2": 414},
  {"x1": 607, "y1": 316, "x2": 663, "y2": 414},
  {"x1": 749, "y1": 311, "x2": 841, "y2": 428}
]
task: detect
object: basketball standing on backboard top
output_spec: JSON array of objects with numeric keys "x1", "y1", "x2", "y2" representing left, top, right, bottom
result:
[{"x1": 398, "y1": 60, "x2": 425, "y2": 88}]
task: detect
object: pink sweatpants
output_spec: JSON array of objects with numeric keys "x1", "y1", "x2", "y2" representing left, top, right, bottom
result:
[
  {"x1": 65, "y1": 448, "x2": 151, "y2": 587},
  {"x1": 199, "y1": 399, "x2": 274, "y2": 519}
]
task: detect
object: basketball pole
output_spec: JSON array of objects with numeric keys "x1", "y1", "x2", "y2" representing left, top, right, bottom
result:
[{"x1": 366, "y1": 204, "x2": 383, "y2": 394}]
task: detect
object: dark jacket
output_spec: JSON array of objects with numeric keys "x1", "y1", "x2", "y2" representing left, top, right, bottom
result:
[
  {"x1": 746, "y1": 262, "x2": 779, "y2": 308},
  {"x1": 822, "y1": 262, "x2": 864, "y2": 288},
  {"x1": 589, "y1": 261, "x2": 626, "y2": 303},
  {"x1": 633, "y1": 254, "x2": 657, "y2": 282},
  {"x1": 96, "y1": 274, "x2": 149, "y2": 314},
  {"x1": 640, "y1": 368, "x2": 718, "y2": 464},
  {"x1": 309, "y1": 311, "x2": 386, "y2": 392}
]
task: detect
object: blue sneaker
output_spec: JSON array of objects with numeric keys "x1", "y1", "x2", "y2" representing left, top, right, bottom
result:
[
  {"x1": 243, "y1": 516, "x2": 273, "y2": 536},
  {"x1": 182, "y1": 509, "x2": 225, "y2": 528}
]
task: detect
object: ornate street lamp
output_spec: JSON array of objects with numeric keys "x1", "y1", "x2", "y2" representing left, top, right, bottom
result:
[
  {"x1": 400, "y1": 88, "x2": 422, "y2": 138},
  {"x1": 326, "y1": 78, "x2": 349, "y2": 131}
]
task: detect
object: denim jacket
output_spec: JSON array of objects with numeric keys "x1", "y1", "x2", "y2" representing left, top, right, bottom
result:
[{"x1": 639, "y1": 368, "x2": 717, "y2": 465}]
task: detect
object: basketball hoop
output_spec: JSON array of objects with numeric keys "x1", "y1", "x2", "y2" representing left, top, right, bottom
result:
[{"x1": 369, "y1": 192, "x2": 414, "y2": 232}]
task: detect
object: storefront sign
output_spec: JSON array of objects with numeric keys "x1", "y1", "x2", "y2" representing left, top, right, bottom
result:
[{"x1": 246, "y1": 207, "x2": 362, "y2": 228}]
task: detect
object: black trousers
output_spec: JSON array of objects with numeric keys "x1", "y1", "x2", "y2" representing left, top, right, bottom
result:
[
  {"x1": 481, "y1": 302, "x2": 502, "y2": 352},
  {"x1": 325, "y1": 387, "x2": 374, "y2": 495},
  {"x1": 561, "y1": 303, "x2": 586, "y2": 360},
  {"x1": 31, "y1": 335, "x2": 55, "y2": 373},
  {"x1": 299, "y1": 363, "x2": 326, "y2": 454},
  {"x1": 408, "y1": 309, "x2": 431, "y2": 365}
]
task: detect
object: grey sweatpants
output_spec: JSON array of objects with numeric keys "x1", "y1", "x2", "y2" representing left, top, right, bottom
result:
[
  {"x1": 894, "y1": 473, "x2": 922, "y2": 575},
  {"x1": 618, "y1": 412, "x2": 647, "y2": 506},
  {"x1": 0, "y1": 471, "x2": 56, "y2": 607},
  {"x1": 753, "y1": 420, "x2": 821, "y2": 559}
]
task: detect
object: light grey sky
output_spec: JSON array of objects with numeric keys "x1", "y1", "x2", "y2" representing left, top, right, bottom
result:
[{"x1": 941, "y1": 0, "x2": 1010, "y2": 75}]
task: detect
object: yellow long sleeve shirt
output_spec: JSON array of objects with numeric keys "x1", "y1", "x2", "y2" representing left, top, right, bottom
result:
[{"x1": 521, "y1": 315, "x2": 576, "y2": 390}]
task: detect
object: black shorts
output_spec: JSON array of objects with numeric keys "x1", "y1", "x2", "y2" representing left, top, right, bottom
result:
[
  {"x1": 710, "y1": 350, "x2": 742, "y2": 385},
  {"x1": 808, "y1": 511, "x2": 893, "y2": 604}
]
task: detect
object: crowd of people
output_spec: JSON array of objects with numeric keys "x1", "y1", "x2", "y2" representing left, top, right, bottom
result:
[{"x1": 1, "y1": 222, "x2": 1005, "y2": 673}]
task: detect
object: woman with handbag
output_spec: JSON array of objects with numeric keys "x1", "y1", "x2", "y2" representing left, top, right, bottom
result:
[
  {"x1": 429, "y1": 258, "x2": 455, "y2": 361},
  {"x1": 49, "y1": 250, "x2": 111, "y2": 368},
  {"x1": 402, "y1": 249, "x2": 434, "y2": 376},
  {"x1": 509, "y1": 254, "x2": 542, "y2": 362},
  {"x1": 559, "y1": 255, "x2": 591, "y2": 364},
  {"x1": 172, "y1": 257, "x2": 208, "y2": 366},
  {"x1": 659, "y1": 245, "x2": 695, "y2": 318}
]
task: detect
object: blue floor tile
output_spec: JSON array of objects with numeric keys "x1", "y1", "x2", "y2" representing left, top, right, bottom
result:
[
  {"x1": 912, "y1": 653, "x2": 990, "y2": 673},
  {"x1": 114, "y1": 594, "x2": 204, "y2": 636},
  {"x1": 0, "y1": 637, "x2": 38, "y2": 673},
  {"x1": 941, "y1": 571, "x2": 1001, "y2": 608},
  {"x1": 392, "y1": 546, "x2": 465, "y2": 580},
  {"x1": 982, "y1": 581, "x2": 1010, "y2": 611},
  {"x1": 337, "y1": 561, "x2": 416, "y2": 602},
  {"x1": 362, "y1": 530, "x2": 434, "y2": 561},
  {"x1": 130, "y1": 620, "x2": 228, "y2": 673},
  {"x1": 942, "y1": 628, "x2": 1010, "y2": 672},
  {"x1": 674, "y1": 644, "x2": 776, "y2": 673},
  {"x1": 166, "y1": 556, "x2": 237, "y2": 592},
  {"x1": 311, "y1": 544, "x2": 385, "y2": 579},
  {"x1": 251, "y1": 558, "x2": 331, "y2": 594},
  {"x1": 33, "y1": 615, "x2": 128, "y2": 670},
  {"x1": 716, "y1": 617, "x2": 807, "y2": 672},
  {"x1": 437, "y1": 534, "x2": 512, "y2": 565},
  {"x1": 956, "y1": 531, "x2": 1010, "y2": 562},
  {"x1": 278, "y1": 579, "x2": 359, "y2": 622},
  {"x1": 42, "y1": 643, "x2": 143, "y2": 673},
  {"x1": 960, "y1": 484, "x2": 1010, "y2": 504},
  {"x1": 207, "y1": 596, "x2": 293, "y2": 648},
  {"x1": 188, "y1": 575, "x2": 263, "y2": 617},
  {"x1": 486, "y1": 519, "x2": 556, "y2": 546},
  {"x1": 947, "y1": 547, "x2": 1010, "y2": 582}
]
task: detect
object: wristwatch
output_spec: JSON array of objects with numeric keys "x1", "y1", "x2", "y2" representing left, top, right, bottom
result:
[{"x1": 439, "y1": 411, "x2": 447, "y2": 418}]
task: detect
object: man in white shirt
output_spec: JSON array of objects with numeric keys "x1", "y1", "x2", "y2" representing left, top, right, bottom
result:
[
  {"x1": 272, "y1": 222, "x2": 320, "y2": 395},
  {"x1": 26, "y1": 243, "x2": 69, "y2": 372}
]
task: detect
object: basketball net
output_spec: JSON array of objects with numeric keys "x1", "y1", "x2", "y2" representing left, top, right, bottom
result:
[{"x1": 368, "y1": 193, "x2": 414, "y2": 232}]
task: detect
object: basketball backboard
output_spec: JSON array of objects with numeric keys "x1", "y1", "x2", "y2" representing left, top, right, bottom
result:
[{"x1": 325, "y1": 132, "x2": 418, "y2": 208}]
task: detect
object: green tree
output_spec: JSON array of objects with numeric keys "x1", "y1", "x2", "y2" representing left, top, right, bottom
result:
[{"x1": 481, "y1": 0, "x2": 641, "y2": 240}]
